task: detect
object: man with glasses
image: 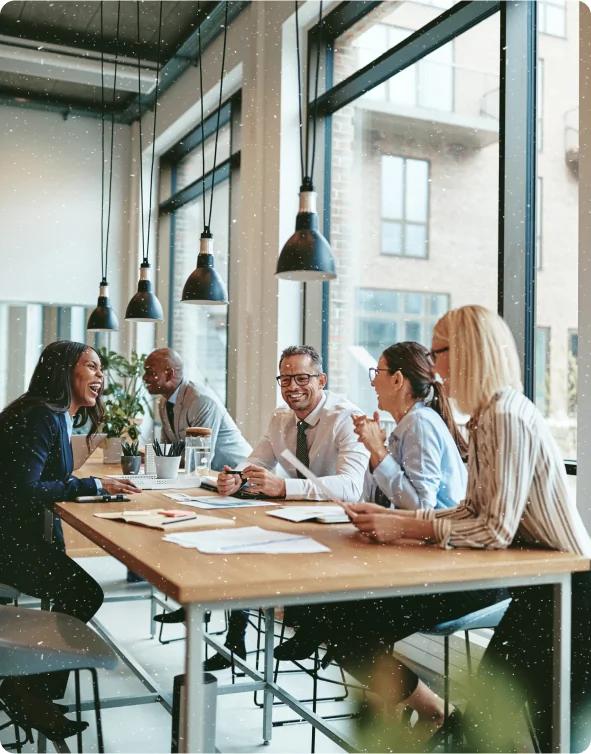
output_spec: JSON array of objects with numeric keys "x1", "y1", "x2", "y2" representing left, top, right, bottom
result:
[{"x1": 200, "y1": 345, "x2": 369, "y2": 671}]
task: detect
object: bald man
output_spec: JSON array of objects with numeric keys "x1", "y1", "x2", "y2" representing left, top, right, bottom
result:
[{"x1": 143, "y1": 348, "x2": 251, "y2": 470}]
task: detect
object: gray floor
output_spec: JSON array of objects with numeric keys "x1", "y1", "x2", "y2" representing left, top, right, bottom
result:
[
  {"x1": 0, "y1": 555, "x2": 358, "y2": 754},
  {"x1": 0, "y1": 555, "x2": 520, "y2": 754}
]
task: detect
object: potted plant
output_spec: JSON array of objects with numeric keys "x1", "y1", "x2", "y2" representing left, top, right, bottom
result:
[
  {"x1": 98, "y1": 348, "x2": 150, "y2": 463},
  {"x1": 121, "y1": 440, "x2": 141, "y2": 475}
]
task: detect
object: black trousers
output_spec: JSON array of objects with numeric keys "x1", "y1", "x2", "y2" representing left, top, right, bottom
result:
[
  {"x1": 465, "y1": 573, "x2": 591, "y2": 753},
  {"x1": 286, "y1": 589, "x2": 504, "y2": 700},
  {"x1": 224, "y1": 609, "x2": 249, "y2": 646},
  {"x1": 0, "y1": 535, "x2": 104, "y2": 701}
]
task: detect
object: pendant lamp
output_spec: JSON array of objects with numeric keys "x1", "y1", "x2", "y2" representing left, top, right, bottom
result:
[
  {"x1": 126, "y1": 1, "x2": 164, "y2": 322},
  {"x1": 88, "y1": 2, "x2": 120, "y2": 332},
  {"x1": 276, "y1": 1, "x2": 336, "y2": 282},
  {"x1": 181, "y1": 1, "x2": 228, "y2": 305}
]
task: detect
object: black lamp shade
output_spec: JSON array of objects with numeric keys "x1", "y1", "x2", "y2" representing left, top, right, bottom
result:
[
  {"x1": 87, "y1": 282, "x2": 119, "y2": 332},
  {"x1": 181, "y1": 235, "x2": 228, "y2": 305},
  {"x1": 125, "y1": 262, "x2": 164, "y2": 322},
  {"x1": 276, "y1": 190, "x2": 336, "y2": 281}
]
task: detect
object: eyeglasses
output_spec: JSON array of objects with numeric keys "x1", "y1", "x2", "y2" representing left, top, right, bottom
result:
[
  {"x1": 368, "y1": 367, "x2": 389, "y2": 382},
  {"x1": 276, "y1": 373, "x2": 321, "y2": 387},
  {"x1": 429, "y1": 347, "x2": 450, "y2": 361}
]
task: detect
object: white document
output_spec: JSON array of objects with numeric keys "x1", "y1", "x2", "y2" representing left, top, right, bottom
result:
[
  {"x1": 266, "y1": 505, "x2": 350, "y2": 524},
  {"x1": 279, "y1": 449, "x2": 338, "y2": 501},
  {"x1": 163, "y1": 526, "x2": 330, "y2": 554},
  {"x1": 163, "y1": 493, "x2": 278, "y2": 509}
]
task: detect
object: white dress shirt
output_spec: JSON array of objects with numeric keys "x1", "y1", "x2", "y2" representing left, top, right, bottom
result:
[{"x1": 246, "y1": 390, "x2": 369, "y2": 501}]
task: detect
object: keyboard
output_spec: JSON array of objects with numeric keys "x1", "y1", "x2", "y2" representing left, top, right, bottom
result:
[{"x1": 112, "y1": 474, "x2": 202, "y2": 490}]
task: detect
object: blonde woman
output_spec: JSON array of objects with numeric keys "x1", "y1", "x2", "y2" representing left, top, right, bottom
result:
[{"x1": 343, "y1": 305, "x2": 591, "y2": 750}]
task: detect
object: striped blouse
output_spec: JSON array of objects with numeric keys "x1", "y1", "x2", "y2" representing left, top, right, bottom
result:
[{"x1": 416, "y1": 387, "x2": 591, "y2": 556}]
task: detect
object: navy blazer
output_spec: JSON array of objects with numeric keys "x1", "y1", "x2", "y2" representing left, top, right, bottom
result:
[{"x1": 0, "y1": 402, "x2": 97, "y2": 544}]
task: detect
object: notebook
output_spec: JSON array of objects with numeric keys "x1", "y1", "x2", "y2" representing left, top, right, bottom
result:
[
  {"x1": 266, "y1": 506, "x2": 350, "y2": 525},
  {"x1": 94, "y1": 509, "x2": 233, "y2": 531},
  {"x1": 72, "y1": 433, "x2": 107, "y2": 470}
]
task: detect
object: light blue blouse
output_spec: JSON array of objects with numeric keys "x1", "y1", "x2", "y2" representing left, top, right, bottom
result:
[{"x1": 362, "y1": 402, "x2": 466, "y2": 511}]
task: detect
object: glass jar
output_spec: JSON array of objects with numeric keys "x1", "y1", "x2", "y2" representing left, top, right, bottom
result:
[{"x1": 184, "y1": 427, "x2": 212, "y2": 476}]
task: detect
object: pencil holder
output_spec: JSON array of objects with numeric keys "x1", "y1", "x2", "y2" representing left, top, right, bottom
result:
[{"x1": 154, "y1": 455, "x2": 181, "y2": 479}]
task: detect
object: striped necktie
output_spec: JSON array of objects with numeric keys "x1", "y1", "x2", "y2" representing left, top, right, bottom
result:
[{"x1": 295, "y1": 420, "x2": 310, "y2": 478}]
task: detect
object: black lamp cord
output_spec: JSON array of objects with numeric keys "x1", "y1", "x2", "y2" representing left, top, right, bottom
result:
[
  {"x1": 295, "y1": 0, "x2": 323, "y2": 189},
  {"x1": 104, "y1": 1, "x2": 121, "y2": 285},
  {"x1": 136, "y1": 0, "x2": 164, "y2": 265},
  {"x1": 100, "y1": 3, "x2": 105, "y2": 282},
  {"x1": 197, "y1": 0, "x2": 229, "y2": 236}
]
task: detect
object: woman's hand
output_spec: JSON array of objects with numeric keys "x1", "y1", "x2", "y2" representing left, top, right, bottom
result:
[
  {"x1": 100, "y1": 477, "x2": 141, "y2": 495},
  {"x1": 353, "y1": 412, "x2": 386, "y2": 450},
  {"x1": 217, "y1": 466, "x2": 243, "y2": 496},
  {"x1": 344, "y1": 503, "x2": 406, "y2": 544}
]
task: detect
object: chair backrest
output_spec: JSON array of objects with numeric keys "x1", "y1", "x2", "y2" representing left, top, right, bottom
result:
[
  {"x1": 0, "y1": 583, "x2": 19, "y2": 602},
  {"x1": 428, "y1": 598, "x2": 512, "y2": 635},
  {"x1": 0, "y1": 605, "x2": 117, "y2": 677}
]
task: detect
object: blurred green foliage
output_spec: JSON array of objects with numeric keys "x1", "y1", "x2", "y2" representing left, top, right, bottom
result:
[{"x1": 98, "y1": 348, "x2": 150, "y2": 440}]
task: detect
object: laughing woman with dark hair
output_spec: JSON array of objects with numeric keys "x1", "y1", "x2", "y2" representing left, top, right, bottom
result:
[{"x1": 0, "y1": 341, "x2": 140, "y2": 741}]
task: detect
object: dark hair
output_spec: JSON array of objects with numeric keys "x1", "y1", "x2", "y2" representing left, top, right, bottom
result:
[
  {"x1": 3, "y1": 341, "x2": 104, "y2": 446},
  {"x1": 279, "y1": 345, "x2": 323, "y2": 372},
  {"x1": 382, "y1": 341, "x2": 468, "y2": 460}
]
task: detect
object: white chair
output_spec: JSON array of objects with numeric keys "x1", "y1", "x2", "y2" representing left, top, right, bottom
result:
[{"x1": 0, "y1": 605, "x2": 117, "y2": 753}]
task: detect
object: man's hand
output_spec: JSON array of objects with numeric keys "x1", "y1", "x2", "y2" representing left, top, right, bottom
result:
[
  {"x1": 100, "y1": 477, "x2": 141, "y2": 495},
  {"x1": 242, "y1": 465, "x2": 286, "y2": 498},
  {"x1": 343, "y1": 503, "x2": 406, "y2": 544},
  {"x1": 217, "y1": 466, "x2": 243, "y2": 496}
]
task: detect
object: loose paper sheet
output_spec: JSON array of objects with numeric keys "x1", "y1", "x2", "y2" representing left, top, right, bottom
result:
[{"x1": 163, "y1": 526, "x2": 330, "y2": 554}]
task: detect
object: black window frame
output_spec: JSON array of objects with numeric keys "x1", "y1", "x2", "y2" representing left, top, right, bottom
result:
[
  {"x1": 159, "y1": 91, "x2": 242, "y2": 403},
  {"x1": 309, "y1": 2, "x2": 568, "y2": 471}
]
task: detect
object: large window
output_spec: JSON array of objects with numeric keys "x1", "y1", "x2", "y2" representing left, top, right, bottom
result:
[
  {"x1": 534, "y1": 2, "x2": 577, "y2": 460},
  {"x1": 322, "y1": 6, "x2": 500, "y2": 410},
  {"x1": 381, "y1": 156, "x2": 429, "y2": 258},
  {"x1": 0, "y1": 302, "x2": 98, "y2": 409},
  {"x1": 159, "y1": 96, "x2": 240, "y2": 405},
  {"x1": 351, "y1": 289, "x2": 449, "y2": 414}
]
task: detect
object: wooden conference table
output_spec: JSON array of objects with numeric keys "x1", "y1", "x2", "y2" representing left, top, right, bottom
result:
[{"x1": 57, "y1": 462, "x2": 589, "y2": 753}]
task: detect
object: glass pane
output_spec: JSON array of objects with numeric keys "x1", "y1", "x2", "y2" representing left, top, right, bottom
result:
[
  {"x1": 169, "y1": 182, "x2": 229, "y2": 403},
  {"x1": 535, "y1": 4, "x2": 577, "y2": 459},
  {"x1": 534, "y1": 328, "x2": 549, "y2": 416},
  {"x1": 174, "y1": 123, "x2": 231, "y2": 193},
  {"x1": 405, "y1": 159, "x2": 429, "y2": 221},
  {"x1": 382, "y1": 221, "x2": 402, "y2": 255},
  {"x1": 332, "y1": 2, "x2": 457, "y2": 91},
  {"x1": 543, "y1": 3, "x2": 566, "y2": 37},
  {"x1": 327, "y1": 9, "x2": 499, "y2": 415},
  {"x1": 381, "y1": 155, "x2": 403, "y2": 218},
  {"x1": 405, "y1": 223, "x2": 427, "y2": 257}
]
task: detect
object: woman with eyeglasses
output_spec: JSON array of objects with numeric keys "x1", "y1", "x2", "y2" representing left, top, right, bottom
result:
[
  {"x1": 274, "y1": 341, "x2": 479, "y2": 726},
  {"x1": 354, "y1": 341, "x2": 467, "y2": 511},
  {"x1": 336, "y1": 305, "x2": 591, "y2": 750}
]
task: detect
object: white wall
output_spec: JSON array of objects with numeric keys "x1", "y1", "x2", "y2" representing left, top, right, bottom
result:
[{"x1": 0, "y1": 105, "x2": 131, "y2": 314}]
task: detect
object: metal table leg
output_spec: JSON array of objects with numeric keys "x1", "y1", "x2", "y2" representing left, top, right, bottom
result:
[
  {"x1": 262, "y1": 608, "x2": 275, "y2": 744},
  {"x1": 184, "y1": 603, "x2": 206, "y2": 753},
  {"x1": 552, "y1": 574, "x2": 571, "y2": 753}
]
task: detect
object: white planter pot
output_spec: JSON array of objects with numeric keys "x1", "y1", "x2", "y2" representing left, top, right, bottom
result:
[{"x1": 103, "y1": 437, "x2": 122, "y2": 464}]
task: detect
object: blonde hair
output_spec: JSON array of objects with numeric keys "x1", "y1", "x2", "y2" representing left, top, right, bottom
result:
[{"x1": 433, "y1": 305, "x2": 522, "y2": 416}]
